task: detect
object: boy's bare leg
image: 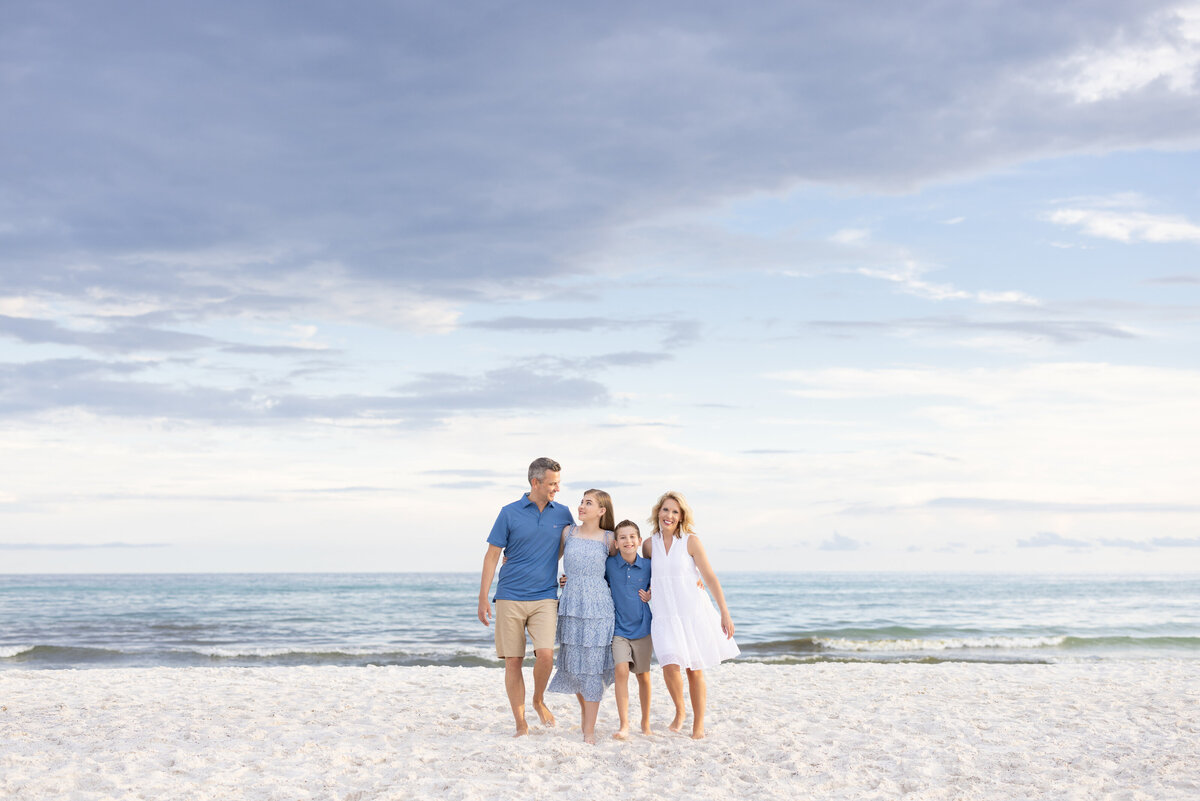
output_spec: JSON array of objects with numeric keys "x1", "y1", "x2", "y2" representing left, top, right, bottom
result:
[
  {"x1": 636, "y1": 671, "x2": 653, "y2": 735},
  {"x1": 504, "y1": 656, "x2": 530, "y2": 737},
  {"x1": 662, "y1": 664, "x2": 687, "y2": 733},
  {"x1": 531, "y1": 648, "x2": 556, "y2": 726},
  {"x1": 686, "y1": 668, "x2": 707, "y2": 739},
  {"x1": 612, "y1": 662, "x2": 631, "y2": 739}
]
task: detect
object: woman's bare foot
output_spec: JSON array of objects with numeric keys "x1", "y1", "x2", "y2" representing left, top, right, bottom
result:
[
  {"x1": 691, "y1": 726, "x2": 706, "y2": 740},
  {"x1": 514, "y1": 723, "x2": 530, "y2": 738},
  {"x1": 533, "y1": 700, "x2": 556, "y2": 727},
  {"x1": 612, "y1": 727, "x2": 630, "y2": 741},
  {"x1": 668, "y1": 714, "x2": 685, "y2": 733},
  {"x1": 640, "y1": 723, "x2": 653, "y2": 736},
  {"x1": 583, "y1": 732, "x2": 597, "y2": 745}
]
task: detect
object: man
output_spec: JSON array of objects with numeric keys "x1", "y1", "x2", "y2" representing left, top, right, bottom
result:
[{"x1": 477, "y1": 457, "x2": 575, "y2": 737}]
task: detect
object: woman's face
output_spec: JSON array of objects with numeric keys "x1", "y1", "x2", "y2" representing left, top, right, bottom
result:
[
  {"x1": 658, "y1": 498, "x2": 682, "y2": 534},
  {"x1": 578, "y1": 493, "x2": 605, "y2": 523}
]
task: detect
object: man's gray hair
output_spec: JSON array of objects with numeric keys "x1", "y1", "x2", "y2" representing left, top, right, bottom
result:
[{"x1": 528, "y1": 457, "x2": 562, "y2": 484}]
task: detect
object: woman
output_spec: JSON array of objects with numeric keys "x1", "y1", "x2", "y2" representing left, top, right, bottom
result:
[{"x1": 642, "y1": 490, "x2": 738, "y2": 739}]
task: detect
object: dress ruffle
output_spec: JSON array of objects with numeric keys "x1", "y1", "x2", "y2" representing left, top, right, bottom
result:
[{"x1": 547, "y1": 531, "x2": 615, "y2": 702}]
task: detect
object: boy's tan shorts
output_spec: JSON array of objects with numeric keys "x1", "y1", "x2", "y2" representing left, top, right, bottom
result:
[
  {"x1": 612, "y1": 634, "x2": 653, "y2": 674},
  {"x1": 494, "y1": 598, "x2": 558, "y2": 658}
]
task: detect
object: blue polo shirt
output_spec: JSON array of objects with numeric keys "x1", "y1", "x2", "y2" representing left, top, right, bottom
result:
[
  {"x1": 605, "y1": 553, "x2": 652, "y2": 640},
  {"x1": 487, "y1": 494, "x2": 575, "y2": 602}
]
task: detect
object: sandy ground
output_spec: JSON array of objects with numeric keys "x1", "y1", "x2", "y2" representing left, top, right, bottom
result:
[{"x1": 2, "y1": 661, "x2": 1198, "y2": 800}]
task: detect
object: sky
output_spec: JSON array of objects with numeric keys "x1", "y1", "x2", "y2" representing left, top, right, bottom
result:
[{"x1": 2, "y1": 1, "x2": 1200, "y2": 574}]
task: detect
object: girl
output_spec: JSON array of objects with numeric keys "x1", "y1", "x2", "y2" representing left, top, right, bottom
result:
[
  {"x1": 642, "y1": 490, "x2": 738, "y2": 739},
  {"x1": 547, "y1": 489, "x2": 616, "y2": 743}
]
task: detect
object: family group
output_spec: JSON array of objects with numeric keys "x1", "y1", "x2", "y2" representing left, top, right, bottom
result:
[{"x1": 477, "y1": 457, "x2": 739, "y2": 742}]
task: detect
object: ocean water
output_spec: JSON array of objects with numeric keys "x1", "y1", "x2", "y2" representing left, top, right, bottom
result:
[{"x1": 2, "y1": 573, "x2": 1198, "y2": 670}]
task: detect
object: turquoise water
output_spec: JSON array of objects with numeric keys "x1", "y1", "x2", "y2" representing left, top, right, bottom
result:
[{"x1": 2, "y1": 573, "x2": 1198, "y2": 669}]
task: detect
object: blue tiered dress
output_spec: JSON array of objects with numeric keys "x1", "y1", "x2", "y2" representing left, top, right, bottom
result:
[{"x1": 547, "y1": 526, "x2": 615, "y2": 702}]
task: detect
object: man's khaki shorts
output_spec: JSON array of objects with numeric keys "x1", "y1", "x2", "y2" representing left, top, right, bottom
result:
[
  {"x1": 612, "y1": 634, "x2": 653, "y2": 674},
  {"x1": 494, "y1": 598, "x2": 558, "y2": 658}
]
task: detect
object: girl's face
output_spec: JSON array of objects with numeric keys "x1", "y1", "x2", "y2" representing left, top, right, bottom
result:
[
  {"x1": 658, "y1": 498, "x2": 682, "y2": 534},
  {"x1": 578, "y1": 493, "x2": 606, "y2": 523}
]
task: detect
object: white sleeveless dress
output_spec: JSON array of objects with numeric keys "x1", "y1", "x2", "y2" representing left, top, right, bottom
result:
[{"x1": 649, "y1": 531, "x2": 740, "y2": 669}]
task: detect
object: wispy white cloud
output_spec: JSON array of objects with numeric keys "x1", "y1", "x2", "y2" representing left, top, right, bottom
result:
[{"x1": 1048, "y1": 208, "x2": 1200, "y2": 243}]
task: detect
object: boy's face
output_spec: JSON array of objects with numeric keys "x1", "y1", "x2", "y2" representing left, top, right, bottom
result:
[{"x1": 615, "y1": 526, "x2": 641, "y2": 557}]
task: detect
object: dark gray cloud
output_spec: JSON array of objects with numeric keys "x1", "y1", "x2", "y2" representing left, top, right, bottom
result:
[
  {"x1": 469, "y1": 316, "x2": 701, "y2": 350},
  {"x1": 845, "y1": 497, "x2": 1200, "y2": 514},
  {"x1": 0, "y1": 359, "x2": 608, "y2": 422},
  {"x1": 1017, "y1": 531, "x2": 1092, "y2": 548},
  {"x1": 0, "y1": 542, "x2": 170, "y2": 550},
  {"x1": 0, "y1": 314, "x2": 218, "y2": 352},
  {"x1": 5, "y1": 0, "x2": 1193, "y2": 312},
  {"x1": 809, "y1": 316, "x2": 1138, "y2": 344},
  {"x1": 818, "y1": 532, "x2": 865, "y2": 551}
]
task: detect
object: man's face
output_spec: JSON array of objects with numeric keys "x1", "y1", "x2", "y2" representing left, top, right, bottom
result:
[
  {"x1": 615, "y1": 526, "x2": 641, "y2": 557},
  {"x1": 531, "y1": 470, "x2": 561, "y2": 503}
]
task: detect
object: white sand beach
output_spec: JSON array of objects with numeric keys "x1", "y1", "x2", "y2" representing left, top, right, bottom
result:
[{"x1": 2, "y1": 661, "x2": 1197, "y2": 800}]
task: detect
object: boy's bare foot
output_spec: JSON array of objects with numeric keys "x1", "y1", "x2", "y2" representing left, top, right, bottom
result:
[
  {"x1": 613, "y1": 727, "x2": 630, "y2": 741},
  {"x1": 533, "y1": 700, "x2": 556, "y2": 727}
]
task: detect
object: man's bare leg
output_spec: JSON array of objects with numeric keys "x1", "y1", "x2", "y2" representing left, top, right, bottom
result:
[
  {"x1": 662, "y1": 664, "x2": 686, "y2": 733},
  {"x1": 531, "y1": 647, "x2": 556, "y2": 726},
  {"x1": 686, "y1": 668, "x2": 707, "y2": 739},
  {"x1": 612, "y1": 662, "x2": 631, "y2": 740},
  {"x1": 636, "y1": 671, "x2": 653, "y2": 735},
  {"x1": 504, "y1": 656, "x2": 530, "y2": 737}
]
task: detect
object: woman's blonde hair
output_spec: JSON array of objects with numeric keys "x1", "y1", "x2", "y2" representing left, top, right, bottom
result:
[
  {"x1": 648, "y1": 490, "x2": 695, "y2": 538},
  {"x1": 585, "y1": 488, "x2": 616, "y2": 532}
]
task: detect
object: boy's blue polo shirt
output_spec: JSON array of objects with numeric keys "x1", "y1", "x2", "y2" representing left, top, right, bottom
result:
[
  {"x1": 487, "y1": 494, "x2": 575, "y2": 602},
  {"x1": 605, "y1": 553, "x2": 652, "y2": 640}
]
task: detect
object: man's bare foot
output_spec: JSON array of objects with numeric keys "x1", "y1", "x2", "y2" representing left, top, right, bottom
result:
[
  {"x1": 533, "y1": 700, "x2": 556, "y2": 727},
  {"x1": 612, "y1": 727, "x2": 630, "y2": 741}
]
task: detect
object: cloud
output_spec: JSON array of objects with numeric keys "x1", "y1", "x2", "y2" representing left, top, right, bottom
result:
[
  {"x1": 1047, "y1": 209, "x2": 1200, "y2": 243},
  {"x1": 808, "y1": 316, "x2": 1137, "y2": 345},
  {"x1": 928, "y1": 498, "x2": 1200, "y2": 514},
  {"x1": 0, "y1": 314, "x2": 217, "y2": 353},
  {"x1": 844, "y1": 497, "x2": 1200, "y2": 515},
  {"x1": 1151, "y1": 536, "x2": 1200, "y2": 547},
  {"x1": 0, "y1": 542, "x2": 170, "y2": 550},
  {"x1": 6, "y1": 0, "x2": 1200, "y2": 323},
  {"x1": 818, "y1": 532, "x2": 865, "y2": 551},
  {"x1": 1017, "y1": 531, "x2": 1092, "y2": 548},
  {"x1": 0, "y1": 360, "x2": 609, "y2": 423},
  {"x1": 469, "y1": 317, "x2": 702, "y2": 350}
]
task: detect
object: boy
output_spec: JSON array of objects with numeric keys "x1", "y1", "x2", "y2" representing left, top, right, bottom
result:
[{"x1": 604, "y1": 519, "x2": 653, "y2": 739}]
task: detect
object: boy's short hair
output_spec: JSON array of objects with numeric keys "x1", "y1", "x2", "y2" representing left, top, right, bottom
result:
[{"x1": 614, "y1": 519, "x2": 641, "y2": 538}]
